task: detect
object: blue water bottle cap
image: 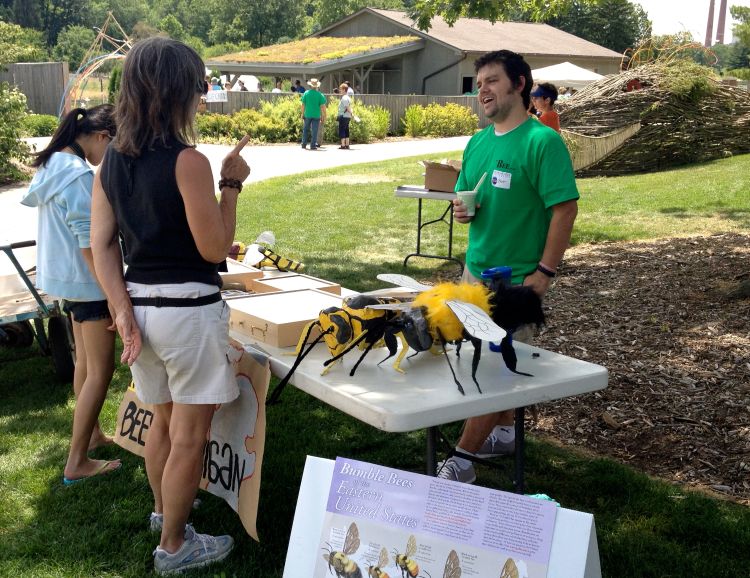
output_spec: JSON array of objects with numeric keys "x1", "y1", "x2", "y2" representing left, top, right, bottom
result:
[{"x1": 480, "y1": 266, "x2": 512, "y2": 284}]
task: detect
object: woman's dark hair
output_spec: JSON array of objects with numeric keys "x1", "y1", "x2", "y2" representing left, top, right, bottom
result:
[
  {"x1": 114, "y1": 37, "x2": 205, "y2": 157},
  {"x1": 474, "y1": 50, "x2": 533, "y2": 110},
  {"x1": 537, "y1": 82, "x2": 559, "y2": 105},
  {"x1": 31, "y1": 104, "x2": 116, "y2": 168}
]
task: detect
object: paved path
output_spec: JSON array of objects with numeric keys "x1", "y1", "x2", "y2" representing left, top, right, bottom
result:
[{"x1": 0, "y1": 136, "x2": 469, "y2": 274}]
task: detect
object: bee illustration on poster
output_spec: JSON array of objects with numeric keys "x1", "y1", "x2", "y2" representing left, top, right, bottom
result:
[{"x1": 323, "y1": 522, "x2": 363, "y2": 578}]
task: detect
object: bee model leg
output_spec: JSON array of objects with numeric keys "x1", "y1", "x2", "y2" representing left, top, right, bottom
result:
[
  {"x1": 468, "y1": 335, "x2": 483, "y2": 393},
  {"x1": 500, "y1": 334, "x2": 533, "y2": 377},
  {"x1": 268, "y1": 322, "x2": 328, "y2": 404},
  {"x1": 391, "y1": 332, "x2": 410, "y2": 373},
  {"x1": 350, "y1": 339, "x2": 380, "y2": 376},
  {"x1": 437, "y1": 329, "x2": 465, "y2": 395},
  {"x1": 323, "y1": 329, "x2": 370, "y2": 368},
  {"x1": 377, "y1": 330, "x2": 406, "y2": 374}
]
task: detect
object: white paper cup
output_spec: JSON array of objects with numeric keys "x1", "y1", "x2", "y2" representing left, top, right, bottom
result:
[{"x1": 456, "y1": 190, "x2": 477, "y2": 216}]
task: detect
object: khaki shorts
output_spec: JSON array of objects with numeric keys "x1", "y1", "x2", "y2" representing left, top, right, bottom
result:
[
  {"x1": 460, "y1": 267, "x2": 536, "y2": 343},
  {"x1": 128, "y1": 281, "x2": 239, "y2": 405}
]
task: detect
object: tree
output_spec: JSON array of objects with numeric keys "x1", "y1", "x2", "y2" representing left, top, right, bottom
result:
[
  {"x1": 0, "y1": 19, "x2": 47, "y2": 63},
  {"x1": 38, "y1": 0, "x2": 87, "y2": 47},
  {"x1": 207, "y1": 0, "x2": 306, "y2": 47},
  {"x1": 539, "y1": 0, "x2": 651, "y2": 54},
  {"x1": 85, "y1": 0, "x2": 149, "y2": 37},
  {"x1": 52, "y1": 25, "x2": 97, "y2": 72},
  {"x1": 732, "y1": 6, "x2": 750, "y2": 52},
  {"x1": 406, "y1": 0, "x2": 570, "y2": 31}
]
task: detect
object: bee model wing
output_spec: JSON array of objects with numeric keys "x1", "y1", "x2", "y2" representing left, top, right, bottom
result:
[
  {"x1": 443, "y1": 549, "x2": 461, "y2": 578},
  {"x1": 406, "y1": 534, "x2": 417, "y2": 557},
  {"x1": 377, "y1": 274, "x2": 432, "y2": 292},
  {"x1": 242, "y1": 243, "x2": 266, "y2": 267},
  {"x1": 255, "y1": 230, "x2": 276, "y2": 245},
  {"x1": 343, "y1": 522, "x2": 360, "y2": 554},
  {"x1": 446, "y1": 300, "x2": 507, "y2": 342},
  {"x1": 365, "y1": 303, "x2": 413, "y2": 311}
]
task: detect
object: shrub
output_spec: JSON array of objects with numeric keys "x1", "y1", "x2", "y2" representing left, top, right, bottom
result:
[
  {"x1": 22, "y1": 114, "x2": 58, "y2": 137},
  {"x1": 108, "y1": 65, "x2": 122, "y2": 104},
  {"x1": 402, "y1": 104, "x2": 426, "y2": 137},
  {"x1": 259, "y1": 96, "x2": 303, "y2": 142},
  {"x1": 231, "y1": 108, "x2": 286, "y2": 142},
  {"x1": 0, "y1": 83, "x2": 30, "y2": 183},
  {"x1": 422, "y1": 102, "x2": 478, "y2": 137},
  {"x1": 195, "y1": 112, "x2": 234, "y2": 141}
]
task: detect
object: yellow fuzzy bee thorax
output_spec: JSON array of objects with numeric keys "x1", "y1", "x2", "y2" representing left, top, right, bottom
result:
[{"x1": 412, "y1": 282, "x2": 492, "y2": 342}]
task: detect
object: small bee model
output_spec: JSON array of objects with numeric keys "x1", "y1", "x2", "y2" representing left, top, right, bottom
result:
[
  {"x1": 443, "y1": 550, "x2": 461, "y2": 578},
  {"x1": 393, "y1": 535, "x2": 425, "y2": 578},
  {"x1": 323, "y1": 522, "x2": 363, "y2": 578},
  {"x1": 367, "y1": 547, "x2": 391, "y2": 578}
]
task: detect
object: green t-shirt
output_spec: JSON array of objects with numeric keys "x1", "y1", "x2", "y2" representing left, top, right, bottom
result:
[
  {"x1": 455, "y1": 118, "x2": 579, "y2": 284},
  {"x1": 301, "y1": 89, "x2": 327, "y2": 119}
]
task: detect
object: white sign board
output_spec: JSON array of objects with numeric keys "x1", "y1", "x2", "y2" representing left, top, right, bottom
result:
[
  {"x1": 284, "y1": 456, "x2": 602, "y2": 578},
  {"x1": 205, "y1": 90, "x2": 228, "y2": 103}
]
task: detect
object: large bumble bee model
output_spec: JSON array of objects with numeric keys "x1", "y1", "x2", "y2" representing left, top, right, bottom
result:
[{"x1": 269, "y1": 273, "x2": 544, "y2": 401}]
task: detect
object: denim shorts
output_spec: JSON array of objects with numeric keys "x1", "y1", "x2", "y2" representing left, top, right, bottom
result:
[{"x1": 62, "y1": 299, "x2": 111, "y2": 323}]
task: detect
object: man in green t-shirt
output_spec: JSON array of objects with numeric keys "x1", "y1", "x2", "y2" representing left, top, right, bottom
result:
[
  {"x1": 439, "y1": 50, "x2": 579, "y2": 484},
  {"x1": 301, "y1": 78, "x2": 327, "y2": 150}
]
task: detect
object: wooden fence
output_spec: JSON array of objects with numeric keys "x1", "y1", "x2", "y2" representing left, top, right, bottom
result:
[
  {"x1": 0, "y1": 62, "x2": 69, "y2": 116},
  {"x1": 206, "y1": 92, "x2": 490, "y2": 132}
]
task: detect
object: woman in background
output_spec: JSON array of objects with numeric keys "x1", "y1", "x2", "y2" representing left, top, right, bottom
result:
[
  {"x1": 337, "y1": 82, "x2": 353, "y2": 149},
  {"x1": 91, "y1": 37, "x2": 250, "y2": 575},
  {"x1": 21, "y1": 105, "x2": 120, "y2": 485},
  {"x1": 530, "y1": 82, "x2": 561, "y2": 132}
]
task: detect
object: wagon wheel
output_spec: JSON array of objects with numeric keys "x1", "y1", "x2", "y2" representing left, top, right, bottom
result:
[
  {"x1": 0, "y1": 321, "x2": 35, "y2": 348},
  {"x1": 48, "y1": 315, "x2": 75, "y2": 382}
]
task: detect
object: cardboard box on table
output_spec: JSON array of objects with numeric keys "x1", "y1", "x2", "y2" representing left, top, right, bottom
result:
[
  {"x1": 423, "y1": 160, "x2": 462, "y2": 192},
  {"x1": 227, "y1": 288, "x2": 342, "y2": 347},
  {"x1": 220, "y1": 258, "x2": 263, "y2": 290},
  {"x1": 250, "y1": 274, "x2": 341, "y2": 295}
]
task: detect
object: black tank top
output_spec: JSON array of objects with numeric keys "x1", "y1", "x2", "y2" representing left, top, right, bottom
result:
[{"x1": 101, "y1": 137, "x2": 221, "y2": 287}]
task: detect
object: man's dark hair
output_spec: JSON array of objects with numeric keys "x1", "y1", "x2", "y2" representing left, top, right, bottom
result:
[
  {"x1": 474, "y1": 50, "x2": 533, "y2": 109},
  {"x1": 536, "y1": 82, "x2": 559, "y2": 105}
]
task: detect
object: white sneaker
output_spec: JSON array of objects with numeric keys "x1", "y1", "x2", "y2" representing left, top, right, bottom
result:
[
  {"x1": 476, "y1": 433, "x2": 515, "y2": 458},
  {"x1": 153, "y1": 525, "x2": 234, "y2": 575},
  {"x1": 436, "y1": 457, "x2": 476, "y2": 484}
]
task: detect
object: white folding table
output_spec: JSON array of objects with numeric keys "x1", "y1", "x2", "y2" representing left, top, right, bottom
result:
[
  {"x1": 394, "y1": 185, "x2": 463, "y2": 270},
  {"x1": 232, "y1": 329, "x2": 608, "y2": 493}
]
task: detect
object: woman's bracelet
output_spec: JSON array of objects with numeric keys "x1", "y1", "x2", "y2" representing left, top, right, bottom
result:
[{"x1": 218, "y1": 178, "x2": 243, "y2": 192}]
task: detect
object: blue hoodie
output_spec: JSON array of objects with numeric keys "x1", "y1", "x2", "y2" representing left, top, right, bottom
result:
[{"x1": 20, "y1": 151, "x2": 105, "y2": 301}]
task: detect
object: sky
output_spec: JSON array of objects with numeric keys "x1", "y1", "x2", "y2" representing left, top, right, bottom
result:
[{"x1": 634, "y1": 0, "x2": 750, "y2": 44}]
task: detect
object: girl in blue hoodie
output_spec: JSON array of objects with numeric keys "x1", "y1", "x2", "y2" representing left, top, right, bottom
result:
[{"x1": 22, "y1": 105, "x2": 120, "y2": 484}]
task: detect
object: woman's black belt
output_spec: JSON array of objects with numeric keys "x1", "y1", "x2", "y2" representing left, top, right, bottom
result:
[{"x1": 130, "y1": 293, "x2": 222, "y2": 308}]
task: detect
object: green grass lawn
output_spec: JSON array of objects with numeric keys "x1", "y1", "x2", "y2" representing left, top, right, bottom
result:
[{"x1": 1, "y1": 153, "x2": 749, "y2": 577}]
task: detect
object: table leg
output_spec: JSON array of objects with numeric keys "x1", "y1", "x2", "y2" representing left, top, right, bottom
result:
[
  {"x1": 514, "y1": 406, "x2": 526, "y2": 494},
  {"x1": 402, "y1": 200, "x2": 464, "y2": 270},
  {"x1": 426, "y1": 426, "x2": 438, "y2": 476}
]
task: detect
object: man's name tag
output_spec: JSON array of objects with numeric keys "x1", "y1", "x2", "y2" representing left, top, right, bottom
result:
[{"x1": 492, "y1": 169, "x2": 512, "y2": 189}]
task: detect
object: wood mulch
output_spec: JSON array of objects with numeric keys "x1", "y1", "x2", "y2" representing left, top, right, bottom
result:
[{"x1": 527, "y1": 233, "x2": 750, "y2": 505}]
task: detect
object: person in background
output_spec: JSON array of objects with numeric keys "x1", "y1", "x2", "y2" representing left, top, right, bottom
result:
[
  {"x1": 91, "y1": 37, "x2": 251, "y2": 575},
  {"x1": 530, "y1": 82, "x2": 561, "y2": 132},
  {"x1": 300, "y1": 78, "x2": 326, "y2": 150},
  {"x1": 272, "y1": 80, "x2": 283, "y2": 93},
  {"x1": 444, "y1": 50, "x2": 578, "y2": 484},
  {"x1": 337, "y1": 82, "x2": 353, "y2": 149},
  {"x1": 223, "y1": 82, "x2": 231, "y2": 91},
  {"x1": 21, "y1": 105, "x2": 120, "y2": 485},
  {"x1": 238, "y1": 80, "x2": 248, "y2": 91},
  {"x1": 294, "y1": 79, "x2": 305, "y2": 94},
  {"x1": 210, "y1": 77, "x2": 221, "y2": 91}
]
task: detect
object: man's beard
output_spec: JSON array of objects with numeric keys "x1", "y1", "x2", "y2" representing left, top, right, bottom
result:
[{"x1": 486, "y1": 87, "x2": 516, "y2": 123}]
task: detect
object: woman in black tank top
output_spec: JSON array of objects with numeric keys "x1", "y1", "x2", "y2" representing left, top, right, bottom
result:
[{"x1": 90, "y1": 37, "x2": 250, "y2": 574}]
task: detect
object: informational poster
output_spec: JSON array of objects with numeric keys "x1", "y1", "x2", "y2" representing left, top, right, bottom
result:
[{"x1": 314, "y1": 457, "x2": 557, "y2": 578}]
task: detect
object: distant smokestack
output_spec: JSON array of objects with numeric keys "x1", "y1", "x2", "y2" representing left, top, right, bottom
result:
[
  {"x1": 705, "y1": 0, "x2": 716, "y2": 47},
  {"x1": 716, "y1": 0, "x2": 728, "y2": 44}
]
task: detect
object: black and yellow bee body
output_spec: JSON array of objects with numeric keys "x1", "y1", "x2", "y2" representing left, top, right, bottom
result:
[
  {"x1": 322, "y1": 523, "x2": 363, "y2": 578},
  {"x1": 367, "y1": 547, "x2": 391, "y2": 578}
]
